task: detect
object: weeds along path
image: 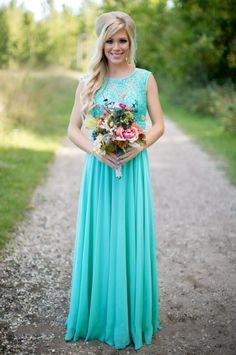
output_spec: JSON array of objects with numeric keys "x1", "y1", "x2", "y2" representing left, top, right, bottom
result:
[{"x1": 0, "y1": 118, "x2": 236, "y2": 354}]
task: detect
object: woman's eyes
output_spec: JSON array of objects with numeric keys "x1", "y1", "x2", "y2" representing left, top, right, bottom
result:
[{"x1": 106, "y1": 39, "x2": 128, "y2": 44}]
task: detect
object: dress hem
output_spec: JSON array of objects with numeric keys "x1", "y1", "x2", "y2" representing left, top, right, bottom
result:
[{"x1": 64, "y1": 319, "x2": 162, "y2": 351}]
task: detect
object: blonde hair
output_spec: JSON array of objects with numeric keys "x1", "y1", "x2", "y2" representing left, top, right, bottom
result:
[{"x1": 80, "y1": 11, "x2": 137, "y2": 121}]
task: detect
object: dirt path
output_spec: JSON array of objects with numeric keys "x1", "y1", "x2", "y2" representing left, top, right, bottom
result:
[{"x1": 1, "y1": 118, "x2": 236, "y2": 355}]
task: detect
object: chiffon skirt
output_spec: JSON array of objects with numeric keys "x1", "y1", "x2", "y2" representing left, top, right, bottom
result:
[{"x1": 64, "y1": 148, "x2": 161, "y2": 350}]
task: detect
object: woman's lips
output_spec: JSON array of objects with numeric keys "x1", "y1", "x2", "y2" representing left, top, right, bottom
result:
[{"x1": 111, "y1": 52, "x2": 124, "y2": 57}]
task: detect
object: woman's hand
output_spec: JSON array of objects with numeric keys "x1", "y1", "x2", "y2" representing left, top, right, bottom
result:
[
  {"x1": 117, "y1": 145, "x2": 144, "y2": 165},
  {"x1": 94, "y1": 151, "x2": 119, "y2": 169}
]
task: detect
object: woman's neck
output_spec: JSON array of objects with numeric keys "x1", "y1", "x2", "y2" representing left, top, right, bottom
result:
[{"x1": 106, "y1": 63, "x2": 135, "y2": 78}]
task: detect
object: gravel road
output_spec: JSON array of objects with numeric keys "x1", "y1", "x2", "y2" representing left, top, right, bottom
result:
[{"x1": 1, "y1": 117, "x2": 236, "y2": 355}]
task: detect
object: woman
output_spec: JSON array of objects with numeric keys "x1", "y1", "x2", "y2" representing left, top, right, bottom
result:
[{"x1": 64, "y1": 10, "x2": 165, "y2": 350}]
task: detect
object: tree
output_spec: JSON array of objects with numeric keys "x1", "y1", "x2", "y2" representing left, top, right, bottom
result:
[
  {"x1": 0, "y1": 6, "x2": 10, "y2": 67},
  {"x1": 173, "y1": 0, "x2": 236, "y2": 83}
]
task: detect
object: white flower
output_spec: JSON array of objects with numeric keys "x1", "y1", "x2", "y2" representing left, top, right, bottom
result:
[{"x1": 103, "y1": 133, "x2": 111, "y2": 144}]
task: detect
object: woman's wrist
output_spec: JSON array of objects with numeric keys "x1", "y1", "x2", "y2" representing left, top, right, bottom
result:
[
  {"x1": 141, "y1": 135, "x2": 148, "y2": 150},
  {"x1": 141, "y1": 141, "x2": 148, "y2": 151}
]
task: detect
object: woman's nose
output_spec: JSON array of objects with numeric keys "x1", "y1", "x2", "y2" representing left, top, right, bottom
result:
[{"x1": 113, "y1": 41, "x2": 120, "y2": 50}]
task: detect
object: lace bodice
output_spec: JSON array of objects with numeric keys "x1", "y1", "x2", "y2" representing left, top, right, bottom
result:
[{"x1": 81, "y1": 67, "x2": 152, "y2": 130}]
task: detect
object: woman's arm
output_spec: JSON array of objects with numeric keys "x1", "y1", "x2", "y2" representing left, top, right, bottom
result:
[
  {"x1": 67, "y1": 80, "x2": 95, "y2": 154},
  {"x1": 67, "y1": 80, "x2": 118, "y2": 169},
  {"x1": 145, "y1": 73, "x2": 165, "y2": 148}
]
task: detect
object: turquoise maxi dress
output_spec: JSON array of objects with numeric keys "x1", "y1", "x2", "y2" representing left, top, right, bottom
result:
[{"x1": 64, "y1": 67, "x2": 161, "y2": 350}]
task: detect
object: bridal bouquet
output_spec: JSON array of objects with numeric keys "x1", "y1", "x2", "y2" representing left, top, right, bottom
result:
[{"x1": 85, "y1": 100, "x2": 146, "y2": 179}]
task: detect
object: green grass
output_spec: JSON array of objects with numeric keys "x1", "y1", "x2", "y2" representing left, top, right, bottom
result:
[
  {"x1": 160, "y1": 93, "x2": 236, "y2": 186},
  {"x1": 0, "y1": 69, "x2": 79, "y2": 249}
]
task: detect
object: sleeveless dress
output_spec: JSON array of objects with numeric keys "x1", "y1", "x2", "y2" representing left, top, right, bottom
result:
[{"x1": 64, "y1": 67, "x2": 161, "y2": 350}]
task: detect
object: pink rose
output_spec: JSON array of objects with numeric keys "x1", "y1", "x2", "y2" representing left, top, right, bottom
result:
[
  {"x1": 123, "y1": 127, "x2": 139, "y2": 142},
  {"x1": 116, "y1": 126, "x2": 139, "y2": 142},
  {"x1": 119, "y1": 103, "x2": 127, "y2": 109},
  {"x1": 116, "y1": 126, "x2": 126, "y2": 141}
]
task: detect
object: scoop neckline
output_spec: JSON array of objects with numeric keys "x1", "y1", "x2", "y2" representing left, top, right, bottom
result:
[{"x1": 105, "y1": 67, "x2": 137, "y2": 81}]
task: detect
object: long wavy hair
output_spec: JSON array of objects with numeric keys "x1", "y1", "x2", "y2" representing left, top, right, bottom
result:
[{"x1": 80, "y1": 11, "x2": 137, "y2": 121}]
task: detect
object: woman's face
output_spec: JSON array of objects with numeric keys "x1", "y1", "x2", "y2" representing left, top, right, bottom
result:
[{"x1": 103, "y1": 28, "x2": 130, "y2": 65}]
